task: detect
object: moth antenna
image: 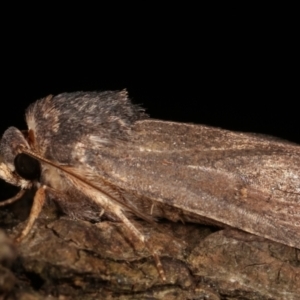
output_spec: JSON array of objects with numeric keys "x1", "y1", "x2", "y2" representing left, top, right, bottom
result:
[
  {"x1": 15, "y1": 186, "x2": 46, "y2": 242},
  {"x1": 20, "y1": 148, "x2": 156, "y2": 225},
  {"x1": 0, "y1": 189, "x2": 26, "y2": 207}
]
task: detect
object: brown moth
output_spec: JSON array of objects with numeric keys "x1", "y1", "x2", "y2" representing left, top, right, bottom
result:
[{"x1": 0, "y1": 90, "x2": 300, "y2": 280}]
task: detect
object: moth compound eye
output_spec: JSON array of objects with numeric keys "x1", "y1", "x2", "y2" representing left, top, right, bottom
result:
[{"x1": 14, "y1": 153, "x2": 41, "y2": 180}]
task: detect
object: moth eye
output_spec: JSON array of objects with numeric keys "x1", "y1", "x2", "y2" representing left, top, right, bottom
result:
[{"x1": 14, "y1": 153, "x2": 41, "y2": 180}]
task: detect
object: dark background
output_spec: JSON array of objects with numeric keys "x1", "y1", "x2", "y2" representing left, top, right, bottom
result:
[
  {"x1": 1, "y1": 21, "x2": 298, "y2": 141},
  {"x1": 1, "y1": 47, "x2": 298, "y2": 143},
  {"x1": 0, "y1": 11, "x2": 298, "y2": 199}
]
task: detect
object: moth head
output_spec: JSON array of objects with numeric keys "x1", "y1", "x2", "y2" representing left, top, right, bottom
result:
[{"x1": 0, "y1": 127, "x2": 38, "y2": 189}]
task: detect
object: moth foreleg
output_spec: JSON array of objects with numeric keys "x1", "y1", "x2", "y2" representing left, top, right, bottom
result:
[
  {"x1": 16, "y1": 186, "x2": 46, "y2": 242},
  {"x1": 0, "y1": 189, "x2": 26, "y2": 207}
]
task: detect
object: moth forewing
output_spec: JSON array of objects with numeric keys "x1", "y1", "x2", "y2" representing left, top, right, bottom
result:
[{"x1": 89, "y1": 118, "x2": 300, "y2": 249}]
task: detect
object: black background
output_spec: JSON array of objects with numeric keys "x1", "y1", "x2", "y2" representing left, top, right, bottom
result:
[{"x1": 0, "y1": 10, "x2": 298, "y2": 199}]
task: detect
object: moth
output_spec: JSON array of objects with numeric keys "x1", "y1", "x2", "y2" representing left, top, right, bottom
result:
[{"x1": 0, "y1": 90, "x2": 300, "y2": 280}]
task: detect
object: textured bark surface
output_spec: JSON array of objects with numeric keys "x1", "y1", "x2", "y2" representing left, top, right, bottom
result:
[{"x1": 0, "y1": 197, "x2": 300, "y2": 300}]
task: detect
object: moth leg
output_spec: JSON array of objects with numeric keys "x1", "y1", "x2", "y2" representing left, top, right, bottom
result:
[
  {"x1": 68, "y1": 178, "x2": 167, "y2": 280},
  {"x1": 0, "y1": 189, "x2": 26, "y2": 207},
  {"x1": 99, "y1": 208, "x2": 105, "y2": 217},
  {"x1": 16, "y1": 186, "x2": 46, "y2": 243},
  {"x1": 150, "y1": 204, "x2": 155, "y2": 215},
  {"x1": 112, "y1": 207, "x2": 166, "y2": 281}
]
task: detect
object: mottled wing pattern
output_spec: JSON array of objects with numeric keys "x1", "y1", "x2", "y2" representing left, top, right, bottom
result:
[
  {"x1": 84, "y1": 120, "x2": 300, "y2": 249},
  {"x1": 23, "y1": 92, "x2": 300, "y2": 249}
]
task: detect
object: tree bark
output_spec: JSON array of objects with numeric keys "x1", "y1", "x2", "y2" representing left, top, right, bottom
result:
[{"x1": 0, "y1": 198, "x2": 300, "y2": 300}]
